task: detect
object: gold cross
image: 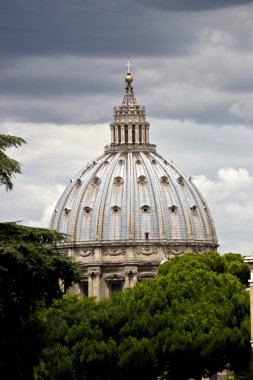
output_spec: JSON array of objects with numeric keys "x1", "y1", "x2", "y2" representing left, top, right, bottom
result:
[{"x1": 126, "y1": 60, "x2": 131, "y2": 73}]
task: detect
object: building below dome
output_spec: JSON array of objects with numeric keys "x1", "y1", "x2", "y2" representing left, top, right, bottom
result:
[{"x1": 50, "y1": 68, "x2": 218, "y2": 299}]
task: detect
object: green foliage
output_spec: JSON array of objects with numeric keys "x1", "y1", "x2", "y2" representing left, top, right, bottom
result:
[
  {"x1": 35, "y1": 252, "x2": 250, "y2": 380},
  {"x1": 158, "y1": 251, "x2": 250, "y2": 287},
  {"x1": 0, "y1": 134, "x2": 26, "y2": 191},
  {"x1": 0, "y1": 222, "x2": 81, "y2": 380}
]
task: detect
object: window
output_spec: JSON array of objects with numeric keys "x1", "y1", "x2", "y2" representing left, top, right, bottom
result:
[
  {"x1": 160, "y1": 176, "x2": 169, "y2": 185},
  {"x1": 84, "y1": 206, "x2": 92, "y2": 214},
  {"x1": 80, "y1": 282, "x2": 88, "y2": 297},
  {"x1": 141, "y1": 205, "x2": 150, "y2": 213},
  {"x1": 177, "y1": 176, "x2": 184, "y2": 186},
  {"x1": 112, "y1": 205, "x2": 121, "y2": 214},
  {"x1": 91, "y1": 176, "x2": 101, "y2": 187},
  {"x1": 113, "y1": 176, "x2": 124, "y2": 186},
  {"x1": 137, "y1": 175, "x2": 148, "y2": 185},
  {"x1": 190, "y1": 205, "x2": 197, "y2": 215},
  {"x1": 64, "y1": 207, "x2": 70, "y2": 215},
  {"x1": 111, "y1": 283, "x2": 122, "y2": 293},
  {"x1": 169, "y1": 205, "x2": 177, "y2": 213},
  {"x1": 132, "y1": 125, "x2": 135, "y2": 143},
  {"x1": 145, "y1": 232, "x2": 149, "y2": 240},
  {"x1": 124, "y1": 125, "x2": 128, "y2": 143},
  {"x1": 76, "y1": 178, "x2": 82, "y2": 187}
]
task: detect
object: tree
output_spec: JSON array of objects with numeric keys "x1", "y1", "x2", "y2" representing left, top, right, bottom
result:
[
  {"x1": 34, "y1": 252, "x2": 250, "y2": 380},
  {"x1": 0, "y1": 133, "x2": 26, "y2": 191},
  {"x1": 0, "y1": 222, "x2": 81, "y2": 380}
]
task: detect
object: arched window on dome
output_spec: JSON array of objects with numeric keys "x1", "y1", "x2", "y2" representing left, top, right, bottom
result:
[
  {"x1": 84, "y1": 206, "x2": 92, "y2": 215},
  {"x1": 64, "y1": 207, "x2": 71, "y2": 215},
  {"x1": 111, "y1": 205, "x2": 121, "y2": 214},
  {"x1": 76, "y1": 178, "x2": 82, "y2": 188},
  {"x1": 113, "y1": 126, "x2": 116, "y2": 143},
  {"x1": 141, "y1": 205, "x2": 150, "y2": 213},
  {"x1": 169, "y1": 205, "x2": 177, "y2": 213},
  {"x1": 190, "y1": 205, "x2": 197, "y2": 215}
]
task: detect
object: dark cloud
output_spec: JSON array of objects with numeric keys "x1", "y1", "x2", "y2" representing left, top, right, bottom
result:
[{"x1": 0, "y1": 0, "x2": 203, "y2": 58}]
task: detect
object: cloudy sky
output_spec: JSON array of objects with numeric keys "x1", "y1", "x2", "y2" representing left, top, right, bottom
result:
[{"x1": 1, "y1": 0, "x2": 253, "y2": 254}]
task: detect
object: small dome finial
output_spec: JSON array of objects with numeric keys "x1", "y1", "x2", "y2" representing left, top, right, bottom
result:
[{"x1": 125, "y1": 60, "x2": 133, "y2": 84}]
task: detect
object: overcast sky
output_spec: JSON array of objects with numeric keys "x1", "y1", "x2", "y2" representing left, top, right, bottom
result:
[{"x1": 0, "y1": 0, "x2": 253, "y2": 254}]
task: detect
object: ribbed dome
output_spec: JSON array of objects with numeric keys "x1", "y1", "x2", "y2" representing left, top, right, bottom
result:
[
  {"x1": 50, "y1": 150, "x2": 217, "y2": 246},
  {"x1": 49, "y1": 69, "x2": 218, "y2": 299}
]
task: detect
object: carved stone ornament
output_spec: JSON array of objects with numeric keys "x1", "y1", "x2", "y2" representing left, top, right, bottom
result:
[
  {"x1": 113, "y1": 176, "x2": 124, "y2": 186},
  {"x1": 76, "y1": 248, "x2": 94, "y2": 257},
  {"x1": 136, "y1": 247, "x2": 157, "y2": 255},
  {"x1": 168, "y1": 247, "x2": 183, "y2": 256},
  {"x1": 105, "y1": 248, "x2": 126, "y2": 256}
]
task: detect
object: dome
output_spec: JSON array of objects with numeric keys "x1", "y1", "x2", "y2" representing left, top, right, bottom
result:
[{"x1": 50, "y1": 69, "x2": 218, "y2": 299}]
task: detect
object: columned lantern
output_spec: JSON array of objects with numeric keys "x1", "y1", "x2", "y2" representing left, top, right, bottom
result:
[{"x1": 50, "y1": 65, "x2": 218, "y2": 299}]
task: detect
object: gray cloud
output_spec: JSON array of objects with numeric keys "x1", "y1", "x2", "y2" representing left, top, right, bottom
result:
[{"x1": 135, "y1": 0, "x2": 253, "y2": 11}]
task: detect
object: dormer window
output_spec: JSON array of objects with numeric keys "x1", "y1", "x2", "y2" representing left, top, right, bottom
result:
[
  {"x1": 64, "y1": 207, "x2": 71, "y2": 215},
  {"x1": 190, "y1": 205, "x2": 197, "y2": 215},
  {"x1": 136, "y1": 159, "x2": 142, "y2": 165},
  {"x1": 76, "y1": 178, "x2": 82, "y2": 187},
  {"x1": 141, "y1": 205, "x2": 150, "y2": 213},
  {"x1": 113, "y1": 176, "x2": 124, "y2": 186},
  {"x1": 160, "y1": 176, "x2": 169, "y2": 185},
  {"x1": 177, "y1": 176, "x2": 184, "y2": 186},
  {"x1": 84, "y1": 206, "x2": 92, "y2": 215},
  {"x1": 91, "y1": 176, "x2": 101, "y2": 187},
  {"x1": 119, "y1": 159, "x2": 125, "y2": 165},
  {"x1": 151, "y1": 159, "x2": 156, "y2": 164},
  {"x1": 111, "y1": 205, "x2": 121, "y2": 214},
  {"x1": 169, "y1": 205, "x2": 177, "y2": 213},
  {"x1": 137, "y1": 175, "x2": 148, "y2": 185}
]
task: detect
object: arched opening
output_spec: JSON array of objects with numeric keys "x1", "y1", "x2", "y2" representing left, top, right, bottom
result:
[
  {"x1": 113, "y1": 126, "x2": 116, "y2": 143},
  {"x1": 132, "y1": 125, "x2": 135, "y2": 143},
  {"x1": 124, "y1": 125, "x2": 128, "y2": 143},
  {"x1": 139, "y1": 125, "x2": 142, "y2": 143},
  {"x1": 118, "y1": 125, "x2": 121, "y2": 143}
]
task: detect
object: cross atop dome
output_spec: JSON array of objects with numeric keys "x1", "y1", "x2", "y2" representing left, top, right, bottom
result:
[{"x1": 126, "y1": 60, "x2": 131, "y2": 73}]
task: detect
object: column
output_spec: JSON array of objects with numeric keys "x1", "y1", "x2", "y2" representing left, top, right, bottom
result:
[
  {"x1": 141, "y1": 125, "x2": 145, "y2": 143},
  {"x1": 110, "y1": 126, "x2": 114, "y2": 143},
  {"x1": 128, "y1": 125, "x2": 132, "y2": 143},
  {"x1": 146, "y1": 125, "x2": 150, "y2": 143},
  {"x1": 115, "y1": 126, "x2": 118, "y2": 144},
  {"x1": 88, "y1": 271, "x2": 101, "y2": 299},
  {"x1": 88, "y1": 273, "x2": 93, "y2": 297}
]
